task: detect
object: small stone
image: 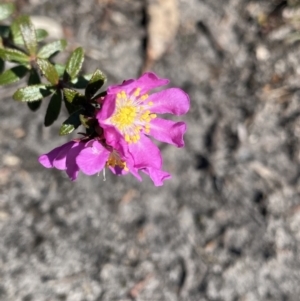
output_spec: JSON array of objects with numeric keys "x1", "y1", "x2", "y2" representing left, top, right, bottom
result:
[
  {"x1": 0, "y1": 211, "x2": 10, "y2": 221},
  {"x1": 256, "y1": 45, "x2": 270, "y2": 61},
  {"x1": 3, "y1": 155, "x2": 21, "y2": 167},
  {"x1": 13, "y1": 128, "x2": 26, "y2": 139}
]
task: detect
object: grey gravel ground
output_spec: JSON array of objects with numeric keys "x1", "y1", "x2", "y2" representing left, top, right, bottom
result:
[{"x1": 1, "y1": 0, "x2": 300, "y2": 300}]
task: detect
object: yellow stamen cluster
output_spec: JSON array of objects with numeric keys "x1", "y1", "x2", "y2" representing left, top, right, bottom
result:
[
  {"x1": 106, "y1": 152, "x2": 128, "y2": 171},
  {"x1": 109, "y1": 88, "x2": 156, "y2": 143}
]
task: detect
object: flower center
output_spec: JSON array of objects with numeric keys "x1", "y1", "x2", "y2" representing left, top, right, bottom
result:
[
  {"x1": 111, "y1": 106, "x2": 137, "y2": 129},
  {"x1": 109, "y1": 89, "x2": 156, "y2": 143},
  {"x1": 106, "y1": 151, "x2": 128, "y2": 171}
]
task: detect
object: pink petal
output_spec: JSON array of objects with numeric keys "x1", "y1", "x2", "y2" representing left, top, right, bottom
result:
[
  {"x1": 39, "y1": 147, "x2": 62, "y2": 168},
  {"x1": 133, "y1": 72, "x2": 169, "y2": 94},
  {"x1": 53, "y1": 141, "x2": 77, "y2": 170},
  {"x1": 148, "y1": 88, "x2": 190, "y2": 115},
  {"x1": 96, "y1": 94, "x2": 116, "y2": 121},
  {"x1": 128, "y1": 167, "x2": 142, "y2": 181},
  {"x1": 101, "y1": 125, "x2": 129, "y2": 158},
  {"x1": 125, "y1": 156, "x2": 142, "y2": 180},
  {"x1": 149, "y1": 118, "x2": 187, "y2": 147},
  {"x1": 142, "y1": 167, "x2": 171, "y2": 186},
  {"x1": 66, "y1": 142, "x2": 87, "y2": 181},
  {"x1": 76, "y1": 141, "x2": 110, "y2": 175},
  {"x1": 109, "y1": 164, "x2": 142, "y2": 182},
  {"x1": 128, "y1": 135, "x2": 162, "y2": 169},
  {"x1": 106, "y1": 79, "x2": 134, "y2": 94},
  {"x1": 38, "y1": 141, "x2": 75, "y2": 169},
  {"x1": 107, "y1": 72, "x2": 169, "y2": 95}
]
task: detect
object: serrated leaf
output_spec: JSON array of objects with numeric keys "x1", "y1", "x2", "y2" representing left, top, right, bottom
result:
[
  {"x1": 0, "y1": 65, "x2": 28, "y2": 85},
  {"x1": 44, "y1": 91, "x2": 62, "y2": 126},
  {"x1": 0, "y1": 3, "x2": 15, "y2": 21},
  {"x1": 37, "y1": 58, "x2": 59, "y2": 85},
  {"x1": 63, "y1": 88, "x2": 85, "y2": 105},
  {"x1": 27, "y1": 69, "x2": 41, "y2": 111},
  {"x1": 59, "y1": 109, "x2": 82, "y2": 136},
  {"x1": 65, "y1": 47, "x2": 84, "y2": 80},
  {"x1": 13, "y1": 84, "x2": 52, "y2": 102},
  {"x1": 37, "y1": 39, "x2": 67, "y2": 59},
  {"x1": 18, "y1": 15, "x2": 37, "y2": 55},
  {"x1": 36, "y1": 29, "x2": 48, "y2": 42},
  {"x1": 0, "y1": 48, "x2": 29, "y2": 63},
  {"x1": 85, "y1": 69, "x2": 106, "y2": 98}
]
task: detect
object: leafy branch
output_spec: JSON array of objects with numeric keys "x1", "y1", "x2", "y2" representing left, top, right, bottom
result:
[{"x1": 0, "y1": 3, "x2": 106, "y2": 131}]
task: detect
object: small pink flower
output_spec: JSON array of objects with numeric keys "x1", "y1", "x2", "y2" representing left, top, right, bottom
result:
[
  {"x1": 39, "y1": 140, "x2": 87, "y2": 181},
  {"x1": 39, "y1": 72, "x2": 189, "y2": 186},
  {"x1": 97, "y1": 72, "x2": 190, "y2": 172},
  {"x1": 39, "y1": 139, "x2": 127, "y2": 181},
  {"x1": 38, "y1": 137, "x2": 170, "y2": 186}
]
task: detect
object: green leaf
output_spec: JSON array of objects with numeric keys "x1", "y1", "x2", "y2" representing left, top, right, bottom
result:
[
  {"x1": 13, "y1": 84, "x2": 52, "y2": 102},
  {"x1": 65, "y1": 47, "x2": 84, "y2": 80},
  {"x1": 28, "y1": 68, "x2": 40, "y2": 85},
  {"x1": 92, "y1": 91, "x2": 106, "y2": 101},
  {"x1": 37, "y1": 58, "x2": 59, "y2": 85},
  {"x1": 0, "y1": 65, "x2": 28, "y2": 85},
  {"x1": 37, "y1": 39, "x2": 67, "y2": 59},
  {"x1": 27, "y1": 69, "x2": 41, "y2": 111},
  {"x1": 10, "y1": 19, "x2": 23, "y2": 45},
  {"x1": 79, "y1": 114, "x2": 91, "y2": 128},
  {"x1": 36, "y1": 29, "x2": 48, "y2": 42},
  {"x1": 54, "y1": 63, "x2": 65, "y2": 77},
  {"x1": 10, "y1": 21, "x2": 47, "y2": 45},
  {"x1": 0, "y1": 25, "x2": 10, "y2": 38},
  {"x1": 44, "y1": 91, "x2": 62, "y2": 126},
  {"x1": 63, "y1": 88, "x2": 85, "y2": 105},
  {"x1": 64, "y1": 98, "x2": 77, "y2": 115},
  {"x1": 0, "y1": 48, "x2": 29, "y2": 63},
  {"x1": 27, "y1": 99, "x2": 42, "y2": 111},
  {"x1": 0, "y1": 58, "x2": 4, "y2": 73},
  {"x1": 18, "y1": 15, "x2": 37, "y2": 55},
  {"x1": 59, "y1": 109, "x2": 82, "y2": 136},
  {"x1": 0, "y1": 3, "x2": 15, "y2": 21},
  {"x1": 70, "y1": 73, "x2": 93, "y2": 89},
  {"x1": 85, "y1": 69, "x2": 106, "y2": 98}
]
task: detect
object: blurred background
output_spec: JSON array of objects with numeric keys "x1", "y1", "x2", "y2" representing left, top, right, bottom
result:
[{"x1": 1, "y1": 0, "x2": 300, "y2": 300}]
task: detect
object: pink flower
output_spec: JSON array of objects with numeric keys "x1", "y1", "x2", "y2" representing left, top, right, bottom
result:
[
  {"x1": 39, "y1": 72, "x2": 189, "y2": 186},
  {"x1": 97, "y1": 72, "x2": 190, "y2": 173},
  {"x1": 39, "y1": 139, "x2": 109, "y2": 181},
  {"x1": 39, "y1": 140, "x2": 87, "y2": 181},
  {"x1": 38, "y1": 137, "x2": 171, "y2": 186}
]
